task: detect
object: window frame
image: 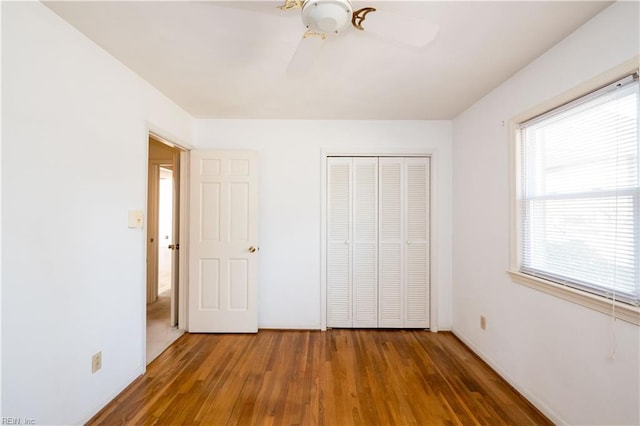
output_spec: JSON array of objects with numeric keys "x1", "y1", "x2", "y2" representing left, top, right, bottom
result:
[{"x1": 508, "y1": 58, "x2": 640, "y2": 326}]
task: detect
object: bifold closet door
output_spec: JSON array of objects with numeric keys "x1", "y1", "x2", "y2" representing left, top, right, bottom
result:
[
  {"x1": 327, "y1": 156, "x2": 429, "y2": 329},
  {"x1": 378, "y1": 157, "x2": 430, "y2": 328},
  {"x1": 327, "y1": 158, "x2": 352, "y2": 327},
  {"x1": 378, "y1": 158, "x2": 403, "y2": 327},
  {"x1": 405, "y1": 158, "x2": 430, "y2": 328},
  {"x1": 326, "y1": 157, "x2": 378, "y2": 328},
  {"x1": 352, "y1": 158, "x2": 378, "y2": 327}
]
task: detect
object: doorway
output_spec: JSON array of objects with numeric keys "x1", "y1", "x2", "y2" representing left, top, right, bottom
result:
[
  {"x1": 158, "y1": 166, "x2": 173, "y2": 296},
  {"x1": 146, "y1": 135, "x2": 184, "y2": 363}
]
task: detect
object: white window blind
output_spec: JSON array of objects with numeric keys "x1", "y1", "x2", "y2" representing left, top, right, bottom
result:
[{"x1": 519, "y1": 73, "x2": 639, "y2": 306}]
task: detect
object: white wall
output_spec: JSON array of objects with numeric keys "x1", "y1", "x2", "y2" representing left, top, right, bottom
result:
[
  {"x1": 452, "y1": 2, "x2": 639, "y2": 425},
  {"x1": 1, "y1": 2, "x2": 193, "y2": 424},
  {"x1": 195, "y1": 120, "x2": 452, "y2": 330},
  {"x1": 0, "y1": 2, "x2": 4, "y2": 418}
]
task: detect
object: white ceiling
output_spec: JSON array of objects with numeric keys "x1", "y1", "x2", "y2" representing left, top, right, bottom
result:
[{"x1": 44, "y1": 1, "x2": 611, "y2": 120}]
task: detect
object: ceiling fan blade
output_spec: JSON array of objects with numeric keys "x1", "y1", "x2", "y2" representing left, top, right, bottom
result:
[
  {"x1": 286, "y1": 33, "x2": 325, "y2": 76},
  {"x1": 209, "y1": 1, "x2": 300, "y2": 17},
  {"x1": 277, "y1": 0, "x2": 304, "y2": 11},
  {"x1": 356, "y1": 8, "x2": 439, "y2": 48}
]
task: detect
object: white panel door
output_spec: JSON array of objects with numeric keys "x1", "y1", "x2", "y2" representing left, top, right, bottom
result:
[
  {"x1": 189, "y1": 150, "x2": 259, "y2": 333},
  {"x1": 352, "y1": 158, "x2": 378, "y2": 327},
  {"x1": 378, "y1": 158, "x2": 404, "y2": 327},
  {"x1": 405, "y1": 158, "x2": 430, "y2": 328},
  {"x1": 327, "y1": 158, "x2": 353, "y2": 327}
]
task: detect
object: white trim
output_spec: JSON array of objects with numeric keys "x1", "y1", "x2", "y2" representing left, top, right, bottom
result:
[
  {"x1": 80, "y1": 367, "x2": 144, "y2": 424},
  {"x1": 509, "y1": 271, "x2": 640, "y2": 325},
  {"x1": 429, "y1": 151, "x2": 439, "y2": 332},
  {"x1": 147, "y1": 122, "x2": 194, "y2": 151},
  {"x1": 320, "y1": 148, "x2": 439, "y2": 332},
  {"x1": 143, "y1": 124, "x2": 192, "y2": 368},
  {"x1": 507, "y1": 57, "x2": 640, "y2": 326},
  {"x1": 509, "y1": 58, "x2": 639, "y2": 125},
  {"x1": 260, "y1": 324, "x2": 322, "y2": 330},
  {"x1": 508, "y1": 119, "x2": 522, "y2": 273},
  {"x1": 320, "y1": 153, "x2": 328, "y2": 330},
  {"x1": 170, "y1": 152, "x2": 179, "y2": 326},
  {"x1": 520, "y1": 73, "x2": 638, "y2": 128},
  {"x1": 142, "y1": 138, "x2": 150, "y2": 370},
  {"x1": 178, "y1": 151, "x2": 190, "y2": 331},
  {"x1": 451, "y1": 330, "x2": 564, "y2": 425}
]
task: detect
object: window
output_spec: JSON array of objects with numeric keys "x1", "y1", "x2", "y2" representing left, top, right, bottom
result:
[{"x1": 514, "y1": 73, "x2": 639, "y2": 314}]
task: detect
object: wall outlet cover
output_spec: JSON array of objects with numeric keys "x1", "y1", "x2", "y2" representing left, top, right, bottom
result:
[{"x1": 92, "y1": 351, "x2": 102, "y2": 373}]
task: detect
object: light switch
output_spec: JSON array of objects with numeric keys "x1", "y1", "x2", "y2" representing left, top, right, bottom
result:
[{"x1": 128, "y1": 210, "x2": 144, "y2": 229}]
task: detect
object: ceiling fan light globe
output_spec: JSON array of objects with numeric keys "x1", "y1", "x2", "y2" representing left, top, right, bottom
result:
[
  {"x1": 317, "y1": 17, "x2": 338, "y2": 33},
  {"x1": 302, "y1": 0, "x2": 352, "y2": 33}
]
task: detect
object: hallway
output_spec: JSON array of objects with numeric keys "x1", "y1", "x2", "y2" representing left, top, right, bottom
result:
[{"x1": 146, "y1": 290, "x2": 183, "y2": 363}]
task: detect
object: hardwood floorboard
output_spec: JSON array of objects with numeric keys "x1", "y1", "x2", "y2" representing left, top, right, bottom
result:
[{"x1": 88, "y1": 330, "x2": 552, "y2": 426}]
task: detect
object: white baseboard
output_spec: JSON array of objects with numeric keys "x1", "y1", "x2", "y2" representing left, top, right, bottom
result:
[
  {"x1": 451, "y1": 329, "x2": 565, "y2": 425},
  {"x1": 79, "y1": 365, "x2": 145, "y2": 425},
  {"x1": 259, "y1": 324, "x2": 322, "y2": 330}
]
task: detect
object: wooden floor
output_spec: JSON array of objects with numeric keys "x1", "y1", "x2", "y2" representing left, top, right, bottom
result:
[{"x1": 89, "y1": 330, "x2": 551, "y2": 425}]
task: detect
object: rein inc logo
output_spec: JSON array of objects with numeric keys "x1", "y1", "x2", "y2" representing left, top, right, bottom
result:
[{"x1": 1, "y1": 418, "x2": 35, "y2": 425}]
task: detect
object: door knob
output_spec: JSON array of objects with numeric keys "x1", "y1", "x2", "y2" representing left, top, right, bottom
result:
[
  {"x1": 168, "y1": 244, "x2": 175, "y2": 250},
  {"x1": 248, "y1": 246, "x2": 258, "y2": 253}
]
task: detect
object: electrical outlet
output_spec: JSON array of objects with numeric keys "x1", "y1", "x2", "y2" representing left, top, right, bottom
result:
[
  {"x1": 480, "y1": 316, "x2": 487, "y2": 330},
  {"x1": 92, "y1": 351, "x2": 102, "y2": 373}
]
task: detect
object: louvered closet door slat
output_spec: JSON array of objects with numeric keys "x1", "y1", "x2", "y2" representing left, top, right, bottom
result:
[
  {"x1": 405, "y1": 158, "x2": 430, "y2": 328},
  {"x1": 378, "y1": 158, "x2": 403, "y2": 327},
  {"x1": 352, "y1": 158, "x2": 378, "y2": 327},
  {"x1": 327, "y1": 158, "x2": 353, "y2": 327}
]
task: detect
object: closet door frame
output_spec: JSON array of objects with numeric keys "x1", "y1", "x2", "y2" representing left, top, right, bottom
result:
[{"x1": 321, "y1": 150, "x2": 438, "y2": 332}]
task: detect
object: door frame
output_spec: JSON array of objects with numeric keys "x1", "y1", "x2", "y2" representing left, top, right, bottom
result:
[
  {"x1": 144, "y1": 125, "x2": 192, "y2": 366},
  {"x1": 320, "y1": 149, "x2": 439, "y2": 332}
]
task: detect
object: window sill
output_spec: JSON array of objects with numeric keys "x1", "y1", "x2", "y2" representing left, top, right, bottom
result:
[{"x1": 508, "y1": 271, "x2": 640, "y2": 326}]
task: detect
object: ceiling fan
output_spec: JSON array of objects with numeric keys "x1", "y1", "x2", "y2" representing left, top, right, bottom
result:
[{"x1": 275, "y1": 0, "x2": 439, "y2": 74}]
